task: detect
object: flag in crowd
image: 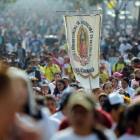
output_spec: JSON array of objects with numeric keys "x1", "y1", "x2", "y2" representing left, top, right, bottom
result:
[{"x1": 0, "y1": 0, "x2": 140, "y2": 140}]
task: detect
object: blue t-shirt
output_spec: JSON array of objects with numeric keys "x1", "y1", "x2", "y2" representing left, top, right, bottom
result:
[{"x1": 29, "y1": 39, "x2": 43, "y2": 53}]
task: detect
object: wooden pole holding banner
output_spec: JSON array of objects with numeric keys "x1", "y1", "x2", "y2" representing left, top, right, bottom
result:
[{"x1": 56, "y1": 1, "x2": 102, "y2": 93}]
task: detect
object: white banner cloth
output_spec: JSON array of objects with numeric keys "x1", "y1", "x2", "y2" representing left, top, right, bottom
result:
[{"x1": 64, "y1": 14, "x2": 101, "y2": 89}]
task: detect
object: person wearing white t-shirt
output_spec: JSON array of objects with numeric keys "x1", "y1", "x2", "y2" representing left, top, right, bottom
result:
[
  {"x1": 100, "y1": 53, "x2": 111, "y2": 77},
  {"x1": 121, "y1": 77, "x2": 135, "y2": 99},
  {"x1": 61, "y1": 56, "x2": 70, "y2": 78},
  {"x1": 51, "y1": 92, "x2": 109, "y2": 140},
  {"x1": 49, "y1": 72, "x2": 61, "y2": 92},
  {"x1": 119, "y1": 40, "x2": 132, "y2": 56},
  {"x1": 50, "y1": 88, "x2": 74, "y2": 122}
]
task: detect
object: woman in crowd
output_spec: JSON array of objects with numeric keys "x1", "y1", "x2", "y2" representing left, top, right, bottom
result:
[
  {"x1": 63, "y1": 77, "x2": 70, "y2": 88},
  {"x1": 52, "y1": 79, "x2": 66, "y2": 102},
  {"x1": 99, "y1": 93, "x2": 108, "y2": 108},
  {"x1": 6, "y1": 68, "x2": 41, "y2": 140},
  {"x1": 45, "y1": 95, "x2": 57, "y2": 115},
  {"x1": 41, "y1": 84, "x2": 51, "y2": 95},
  {"x1": 110, "y1": 77, "x2": 120, "y2": 93},
  {"x1": 100, "y1": 53, "x2": 111, "y2": 77},
  {"x1": 7, "y1": 68, "x2": 60, "y2": 140},
  {"x1": 103, "y1": 82, "x2": 114, "y2": 95},
  {"x1": 121, "y1": 77, "x2": 135, "y2": 99},
  {"x1": 49, "y1": 72, "x2": 61, "y2": 92},
  {"x1": 130, "y1": 68, "x2": 140, "y2": 89},
  {"x1": 106, "y1": 49, "x2": 116, "y2": 60}
]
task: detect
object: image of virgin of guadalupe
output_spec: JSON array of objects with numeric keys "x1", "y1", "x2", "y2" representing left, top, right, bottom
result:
[{"x1": 80, "y1": 29, "x2": 88, "y2": 58}]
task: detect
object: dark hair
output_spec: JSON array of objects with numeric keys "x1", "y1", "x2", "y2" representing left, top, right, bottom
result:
[
  {"x1": 69, "y1": 83, "x2": 79, "y2": 89},
  {"x1": 0, "y1": 72, "x2": 11, "y2": 98},
  {"x1": 28, "y1": 59, "x2": 35, "y2": 64},
  {"x1": 129, "y1": 74, "x2": 134, "y2": 79},
  {"x1": 59, "y1": 92, "x2": 72, "y2": 111},
  {"x1": 63, "y1": 77, "x2": 69, "y2": 81},
  {"x1": 31, "y1": 77, "x2": 38, "y2": 82},
  {"x1": 128, "y1": 53, "x2": 133, "y2": 59},
  {"x1": 124, "y1": 91, "x2": 130, "y2": 98},
  {"x1": 103, "y1": 82, "x2": 113, "y2": 90},
  {"x1": 98, "y1": 93, "x2": 107, "y2": 101},
  {"x1": 100, "y1": 53, "x2": 106, "y2": 60},
  {"x1": 102, "y1": 97, "x2": 122, "y2": 113},
  {"x1": 45, "y1": 95, "x2": 56, "y2": 103},
  {"x1": 92, "y1": 88, "x2": 101, "y2": 93},
  {"x1": 54, "y1": 72, "x2": 61, "y2": 77},
  {"x1": 110, "y1": 77, "x2": 118, "y2": 83},
  {"x1": 44, "y1": 56, "x2": 51, "y2": 61},
  {"x1": 122, "y1": 77, "x2": 129, "y2": 84},
  {"x1": 53, "y1": 79, "x2": 66, "y2": 95},
  {"x1": 124, "y1": 102, "x2": 140, "y2": 134},
  {"x1": 126, "y1": 49, "x2": 131, "y2": 53},
  {"x1": 134, "y1": 58, "x2": 139, "y2": 63}
]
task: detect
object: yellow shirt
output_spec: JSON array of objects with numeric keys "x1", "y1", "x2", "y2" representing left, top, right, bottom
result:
[
  {"x1": 100, "y1": 72, "x2": 108, "y2": 84},
  {"x1": 68, "y1": 65, "x2": 75, "y2": 80},
  {"x1": 44, "y1": 64, "x2": 61, "y2": 82},
  {"x1": 113, "y1": 63, "x2": 125, "y2": 73}
]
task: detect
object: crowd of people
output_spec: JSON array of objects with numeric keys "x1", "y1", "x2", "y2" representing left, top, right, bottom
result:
[
  {"x1": 0, "y1": 28, "x2": 140, "y2": 140},
  {"x1": 0, "y1": 1, "x2": 140, "y2": 139}
]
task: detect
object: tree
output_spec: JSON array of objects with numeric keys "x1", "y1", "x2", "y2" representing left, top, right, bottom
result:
[
  {"x1": 0, "y1": 0, "x2": 17, "y2": 10},
  {"x1": 86, "y1": 0, "x2": 103, "y2": 6},
  {"x1": 87, "y1": 0, "x2": 131, "y2": 31}
]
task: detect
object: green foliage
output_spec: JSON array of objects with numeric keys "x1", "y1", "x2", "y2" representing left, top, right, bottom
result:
[
  {"x1": 2, "y1": 0, "x2": 17, "y2": 3},
  {"x1": 87, "y1": 0, "x2": 103, "y2": 6}
]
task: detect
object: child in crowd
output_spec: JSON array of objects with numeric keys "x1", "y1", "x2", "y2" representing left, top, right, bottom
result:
[
  {"x1": 41, "y1": 84, "x2": 51, "y2": 95},
  {"x1": 113, "y1": 72, "x2": 122, "y2": 87},
  {"x1": 98, "y1": 93, "x2": 107, "y2": 108},
  {"x1": 99, "y1": 66, "x2": 108, "y2": 84},
  {"x1": 92, "y1": 88, "x2": 103, "y2": 107},
  {"x1": 103, "y1": 82, "x2": 114, "y2": 95},
  {"x1": 45, "y1": 95, "x2": 57, "y2": 115},
  {"x1": 110, "y1": 77, "x2": 120, "y2": 93}
]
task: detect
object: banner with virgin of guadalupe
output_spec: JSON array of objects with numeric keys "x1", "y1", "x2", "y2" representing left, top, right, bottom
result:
[{"x1": 64, "y1": 14, "x2": 101, "y2": 89}]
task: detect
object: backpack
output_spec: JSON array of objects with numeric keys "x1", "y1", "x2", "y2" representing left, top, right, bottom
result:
[
  {"x1": 115, "y1": 62, "x2": 126, "y2": 72},
  {"x1": 45, "y1": 65, "x2": 57, "y2": 76}
]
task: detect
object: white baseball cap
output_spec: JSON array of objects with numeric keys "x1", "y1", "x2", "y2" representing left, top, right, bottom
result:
[{"x1": 108, "y1": 93, "x2": 124, "y2": 105}]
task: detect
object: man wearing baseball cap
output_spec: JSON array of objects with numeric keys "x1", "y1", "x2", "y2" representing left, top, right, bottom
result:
[
  {"x1": 121, "y1": 61, "x2": 134, "y2": 78},
  {"x1": 51, "y1": 92, "x2": 116, "y2": 140}
]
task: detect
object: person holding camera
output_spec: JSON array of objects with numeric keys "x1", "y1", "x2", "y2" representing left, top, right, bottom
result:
[{"x1": 26, "y1": 60, "x2": 42, "y2": 86}]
